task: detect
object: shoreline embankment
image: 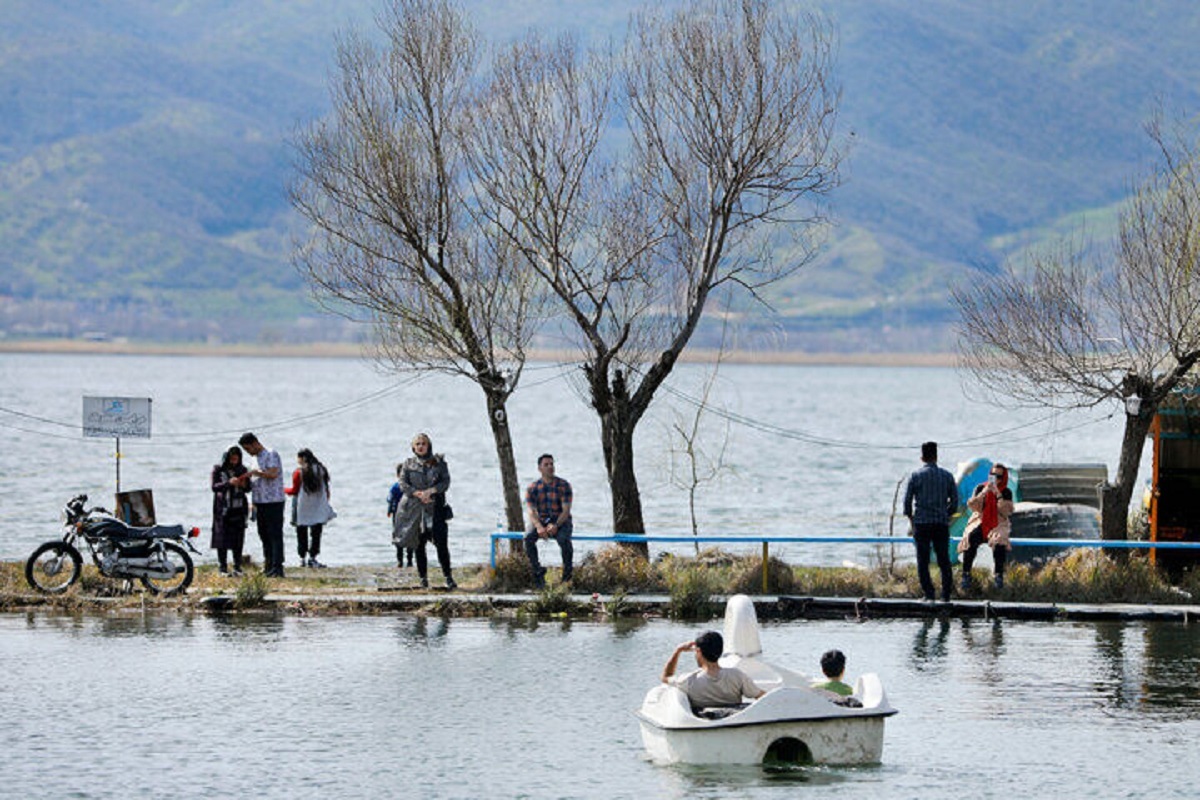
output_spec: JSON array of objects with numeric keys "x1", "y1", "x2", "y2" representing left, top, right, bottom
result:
[
  {"x1": 3, "y1": 559, "x2": 1197, "y2": 622},
  {"x1": 0, "y1": 339, "x2": 958, "y2": 367}
]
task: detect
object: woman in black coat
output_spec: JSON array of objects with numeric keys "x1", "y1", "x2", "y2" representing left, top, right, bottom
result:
[{"x1": 211, "y1": 445, "x2": 251, "y2": 575}]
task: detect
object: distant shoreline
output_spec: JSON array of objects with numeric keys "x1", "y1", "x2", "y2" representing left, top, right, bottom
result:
[{"x1": 0, "y1": 339, "x2": 958, "y2": 367}]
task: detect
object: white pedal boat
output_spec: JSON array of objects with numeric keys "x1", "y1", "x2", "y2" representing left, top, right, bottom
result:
[{"x1": 636, "y1": 594, "x2": 897, "y2": 766}]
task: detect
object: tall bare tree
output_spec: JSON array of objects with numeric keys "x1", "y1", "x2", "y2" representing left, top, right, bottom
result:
[
  {"x1": 955, "y1": 121, "x2": 1200, "y2": 541},
  {"x1": 291, "y1": 0, "x2": 541, "y2": 532},
  {"x1": 664, "y1": 352, "x2": 736, "y2": 549},
  {"x1": 469, "y1": 0, "x2": 840, "y2": 536}
]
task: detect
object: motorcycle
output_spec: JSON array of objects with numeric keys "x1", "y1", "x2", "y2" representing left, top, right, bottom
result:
[{"x1": 25, "y1": 494, "x2": 201, "y2": 596}]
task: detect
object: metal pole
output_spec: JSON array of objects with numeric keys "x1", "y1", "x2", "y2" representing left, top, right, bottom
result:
[
  {"x1": 115, "y1": 435, "x2": 121, "y2": 495},
  {"x1": 762, "y1": 541, "x2": 769, "y2": 593}
]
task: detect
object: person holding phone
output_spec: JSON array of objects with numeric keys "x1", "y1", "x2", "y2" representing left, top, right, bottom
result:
[{"x1": 960, "y1": 463, "x2": 1014, "y2": 589}]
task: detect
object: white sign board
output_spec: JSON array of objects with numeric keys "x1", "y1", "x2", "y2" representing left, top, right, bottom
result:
[{"x1": 82, "y1": 396, "x2": 152, "y2": 439}]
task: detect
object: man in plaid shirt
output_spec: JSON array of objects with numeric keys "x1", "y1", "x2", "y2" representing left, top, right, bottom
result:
[{"x1": 524, "y1": 453, "x2": 574, "y2": 588}]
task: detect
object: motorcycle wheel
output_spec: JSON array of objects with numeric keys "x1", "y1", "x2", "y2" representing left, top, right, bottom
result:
[
  {"x1": 25, "y1": 542, "x2": 83, "y2": 594},
  {"x1": 140, "y1": 541, "x2": 194, "y2": 596}
]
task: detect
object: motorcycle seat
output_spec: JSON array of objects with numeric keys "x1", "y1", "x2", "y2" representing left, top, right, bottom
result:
[
  {"x1": 129, "y1": 524, "x2": 187, "y2": 539},
  {"x1": 90, "y1": 518, "x2": 186, "y2": 540}
]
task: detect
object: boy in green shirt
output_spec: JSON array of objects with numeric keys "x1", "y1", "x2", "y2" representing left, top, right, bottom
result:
[{"x1": 811, "y1": 649, "x2": 853, "y2": 696}]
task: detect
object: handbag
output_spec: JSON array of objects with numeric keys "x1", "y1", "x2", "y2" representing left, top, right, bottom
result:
[{"x1": 441, "y1": 503, "x2": 454, "y2": 521}]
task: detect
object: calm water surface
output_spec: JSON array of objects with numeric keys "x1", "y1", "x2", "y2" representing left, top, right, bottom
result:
[
  {"x1": 0, "y1": 613, "x2": 1197, "y2": 798},
  {"x1": 0, "y1": 353, "x2": 1140, "y2": 567}
]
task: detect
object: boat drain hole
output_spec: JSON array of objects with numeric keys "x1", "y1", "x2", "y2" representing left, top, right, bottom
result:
[{"x1": 763, "y1": 737, "x2": 813, "y2": 766}]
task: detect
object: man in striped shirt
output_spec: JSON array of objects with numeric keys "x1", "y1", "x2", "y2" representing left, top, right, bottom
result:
[
  {"x1": 903, "y1": 441, "x2": 959, "y2": 601},
  {"x1": 524, "y1": 453, "x2": 574, "y2": 589}
]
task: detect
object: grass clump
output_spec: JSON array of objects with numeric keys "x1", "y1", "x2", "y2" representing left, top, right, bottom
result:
[
  {"x1": 788, "y1": 565, "x2": 900, "y2": 597},
  {"x1": 573, "y1": 545, "x2": 665, "y2": 593},
  {"x1": 664, "y1": 564, "x2": 717, "y2": 620},
  {"x1": 1176, "y1": 567, "x2": 1200, "y2": 601},
  {"x1": 1011, "y1": 550, "x2": 1177, "y2": 604},
  {"x1": 524, "y1": 583, "x2": 586, "y2": 616},
  {"x1": 601, "y1": 588, "x2": 635, "y2": 618},
  {"x1": 234, "y1": 571, "x2": 270, "y2": 609},
  {"x1": 482, "y1": 550, "x2": 534, "y2": 592},
  {"x1": 730, "y1": 556, "x2": 797, "y2": 595}
]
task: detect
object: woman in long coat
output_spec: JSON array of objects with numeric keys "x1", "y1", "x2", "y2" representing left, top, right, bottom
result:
[
  {"x1": 393, "y1": 432, "x2": 455, "y2": 589},
  {"x1": 211, "y1": 446, "x2": 250, "y2": 575}
]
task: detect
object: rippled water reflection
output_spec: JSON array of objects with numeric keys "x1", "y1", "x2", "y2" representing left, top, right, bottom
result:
[{"x1": 1, "y1": 613, "x2": 1197, "y2": 798}]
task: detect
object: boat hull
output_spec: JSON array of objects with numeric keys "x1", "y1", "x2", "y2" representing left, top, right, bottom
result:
[{"x1": 638, "y1": 715, "x2": 887, "y2": 765}]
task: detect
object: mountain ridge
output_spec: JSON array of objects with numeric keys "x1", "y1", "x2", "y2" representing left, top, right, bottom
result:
[{"x1": 2, "y1": 0, "x2": 1197, "y2": 349}]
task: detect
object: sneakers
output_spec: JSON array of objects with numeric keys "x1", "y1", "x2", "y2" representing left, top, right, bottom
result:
[
  {"x1": 419, "y1": 577, "x2": 429, "y2": 588},
  {"x1": 308, "y1": 557, "x2": 326, "y2": 569},
  {"x1": 994, "y1": 573, "x2": 1004, "y2": 589},
  {"x1": 445, "y1": 576, "x2": 457, "y2": 590}
]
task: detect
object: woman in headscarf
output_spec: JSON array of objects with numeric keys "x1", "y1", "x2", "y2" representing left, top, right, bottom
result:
[
  {"x1": 211, "y1": 446, "x2": 251, "y2": 575},
  {"x1": 959, "y1": 462, "x2": 1014, "y2": 589},
  {"x1": 393, "y1": 433, "x2": 456, "y2": 589}
]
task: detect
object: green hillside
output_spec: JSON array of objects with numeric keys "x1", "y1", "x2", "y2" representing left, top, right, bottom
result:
[{"x1": 1, "y1": 0, "x2": 1197, "y2": 348}]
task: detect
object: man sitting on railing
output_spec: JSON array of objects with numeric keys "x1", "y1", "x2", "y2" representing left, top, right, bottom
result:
[
  {"x1": 662, "y1": 631, "x2": 764, "y2": 714},
  {"x1": 524, "y1": 453, "x2": 574, "y2": 589}
]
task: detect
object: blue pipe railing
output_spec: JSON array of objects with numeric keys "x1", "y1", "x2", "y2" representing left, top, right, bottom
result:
[{"x1": 489, "y1": 531, "x2": 1200, "y2": 591}]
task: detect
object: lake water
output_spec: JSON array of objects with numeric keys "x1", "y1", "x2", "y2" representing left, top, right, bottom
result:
[
  {"x1": 1, "y1": 611, "x2": 1197, "y2": 798},
  {"x1": 0, "y1": 352, "x2": 1142, "y2": 567}
]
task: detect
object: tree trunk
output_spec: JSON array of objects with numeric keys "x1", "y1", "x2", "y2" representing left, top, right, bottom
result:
[
  {"x1": 1099, "y1": 408, "x2": 1154, "y2": 541},
  {"x1": 485, "y1": 389, "x2": 524, "y2": 551},
  {"x1": 602, "y1": 408, "x2": 648, "y2": 557}
]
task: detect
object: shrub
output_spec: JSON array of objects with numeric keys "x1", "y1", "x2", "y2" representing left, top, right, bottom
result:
[
  {"x1": 665, "y1": 565, "x2": 717, "y2": 620},
  {"x1": 730, "y1": 556, "x2": 797, "y2": 595},
  {"x1": 1176, "y1": 566, "x2": 1200, "y2": 601},
  {"x1": 792, "y1": 565, "x2": 884, "y2": 597},
  {"x1": 482, "y1": 550, "x2": 534, "y2": 593},
  {"x1": 1018, "y1": 549, "x2": 1175, "y2": 604},
  {"x1": 573, "y1": 546, "x2": 664, "y2": 593},
  {"x1": 524, "y1": 583, "x2": 586, "y2": 616},
  {"x1": 234, "y1": 571, "x2": 270, "y2": 609},
  {"x1": 602, "y1": 588, "x2": 634, "y2": 618}
]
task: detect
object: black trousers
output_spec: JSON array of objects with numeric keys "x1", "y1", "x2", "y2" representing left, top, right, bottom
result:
[
  {"x1": 416, "y1": 520, "x2": 452, "y2": 580},
  {"x1": 961, "y1": 528, "x2": 1008, "y2": 577},
  {"x1": 255, "y1": 502, "x2": 286, "y2": 577},
  {"x1": 912, "y1": 522, "x2": 953, "y2": 601},
  {"x1": 297, "y1": 524, "x2": 323, "y2": 558}
]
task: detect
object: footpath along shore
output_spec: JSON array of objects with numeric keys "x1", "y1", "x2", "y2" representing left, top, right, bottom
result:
[{"x1": 3, "y1": 562, "x2": 1198, "y2": 622}]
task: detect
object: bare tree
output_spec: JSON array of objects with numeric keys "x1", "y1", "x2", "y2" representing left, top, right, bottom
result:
[
  {"x1": 469, "y1": 0, "x2": 840, "y2": 537},
  {"x1": 291, "y1": 0, "x2": 541, "y2": 532},
  {"x1": 954, "y1": 121, "x2": 1200, "y2": 541},
  {"x1": 665, "y1": 354, "x2": 736, "y2": 550}
]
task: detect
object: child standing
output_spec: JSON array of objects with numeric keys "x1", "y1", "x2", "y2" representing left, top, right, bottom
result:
[{"x1": 388, "y1": 464, "x2": 415, "y2": 568}]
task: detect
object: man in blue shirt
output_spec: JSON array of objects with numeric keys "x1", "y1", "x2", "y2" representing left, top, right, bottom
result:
[{"x1": 903, "y1": 441, "x2": 959, "y2": 601}]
